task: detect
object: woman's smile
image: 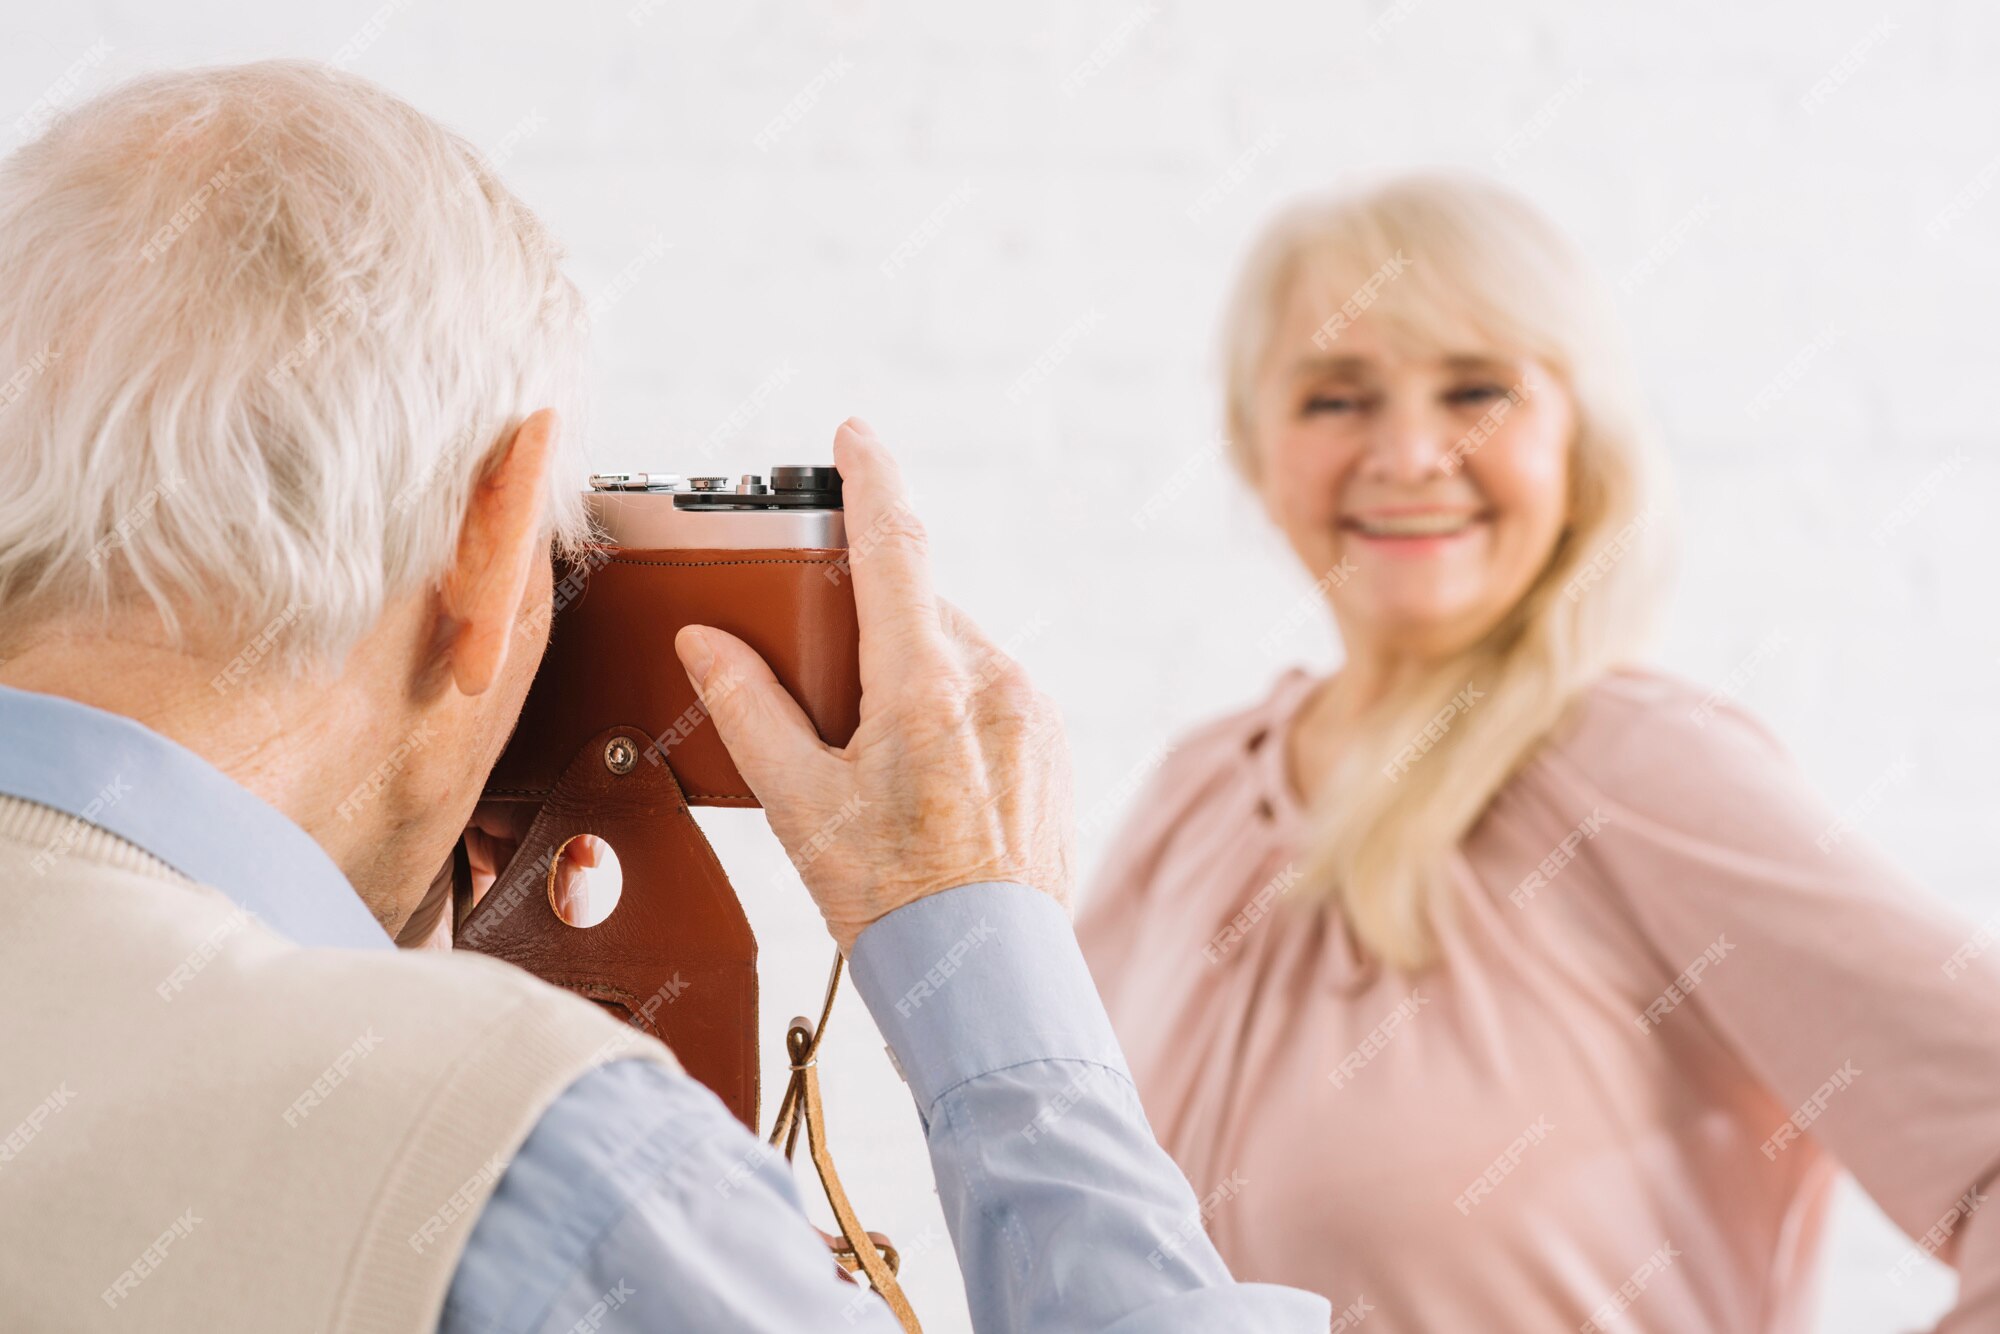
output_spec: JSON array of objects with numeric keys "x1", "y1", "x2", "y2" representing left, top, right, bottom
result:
[{"x1": 1336, "y1": 506, "x2": 1493, "y2": 558}]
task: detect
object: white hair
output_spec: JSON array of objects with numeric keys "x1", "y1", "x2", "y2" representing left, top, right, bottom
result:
[{"x1": 0, "y1": 60, "x2": 593, "y2": 673}]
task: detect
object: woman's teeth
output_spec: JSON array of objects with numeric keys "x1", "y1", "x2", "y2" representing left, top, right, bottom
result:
[{"x1": 1346, "y1": 512, "x2": 1479, "y2": 537}]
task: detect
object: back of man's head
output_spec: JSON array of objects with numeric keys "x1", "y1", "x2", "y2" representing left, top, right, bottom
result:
[{"x1": 0, "y1": 60, "x2": 592, "y2": 674}]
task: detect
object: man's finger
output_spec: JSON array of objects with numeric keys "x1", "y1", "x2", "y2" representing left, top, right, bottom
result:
[
  {"x1": 463, "y1": 826, "x2": 509, "y2": 903},
  {"x1": 675, "y1": 625, "x2": 838, "y2": 801},
  {"x1": 552, "y1": 860, "x2": 587, "y2": 925},
  {"x1": 939, "y1": 597, "x2": 1046, "y2": 702},
  {"x1": 935, "y1": 597, "x2": 1002, "y2": 658},
  {"x1": 565, "y1": 835, "x2": 603, "y2": 870},
  {"x1": 831, "y1": 419, "x2": 948, "y2": 695}
]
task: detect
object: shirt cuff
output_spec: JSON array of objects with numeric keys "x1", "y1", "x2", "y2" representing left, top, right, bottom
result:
[{"x1": 846, "y1": 882, "x2": 1129, "y2": 1116}]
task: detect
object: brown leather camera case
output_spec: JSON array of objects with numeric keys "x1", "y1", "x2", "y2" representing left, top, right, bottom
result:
[{"x1": 458, "y1": 545, "x2": 861, "y2": 1127}]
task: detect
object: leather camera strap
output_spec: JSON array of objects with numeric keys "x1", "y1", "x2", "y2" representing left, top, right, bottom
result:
[
  {"x1": 456, "y1": 725, "x2": 759, "y2": 1124},
  {"x1": 456, "y1": 726, "x2": 920, "y2": 1329},
  {"x1": 767, "y1": 955, "x2": 922, "y2": 1331}
]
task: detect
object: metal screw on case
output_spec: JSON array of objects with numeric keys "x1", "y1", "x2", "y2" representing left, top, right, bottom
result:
[{"x1": 603, "y1": 736, "x2": 639, "y2": 775}]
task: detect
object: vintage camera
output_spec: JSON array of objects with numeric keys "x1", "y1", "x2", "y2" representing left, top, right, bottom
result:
[
  {"x1": 458, "y1": 465, "x2": 919, "y2": 1315},
  {"x1": 457, "y1": 464, "x2": 862, "y2": 1128},
  {"x1": 586, "y1": 465, "x2": 846, "y2": 546},
  {"x1": 494, "y1": 464, "x2": 861, "y2": 809}
]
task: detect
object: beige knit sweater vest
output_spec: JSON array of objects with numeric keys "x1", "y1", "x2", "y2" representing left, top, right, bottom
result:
[{"x1": 0, "y1": 792, "x2": 682, "y2": 1333}]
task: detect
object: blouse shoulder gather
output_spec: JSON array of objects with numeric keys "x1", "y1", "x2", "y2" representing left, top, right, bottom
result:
[
  {"x1": 1076, "y1": 670, "x2": 1311, "y2": 920},
  {"x1": 1109, "y1": 668, "x2": 1312, "y2": 830}
]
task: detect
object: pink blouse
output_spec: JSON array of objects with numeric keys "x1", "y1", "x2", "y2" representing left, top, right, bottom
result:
[{"x1": 1076, "y1": 666, "x2": 2000, "y2": 1332}]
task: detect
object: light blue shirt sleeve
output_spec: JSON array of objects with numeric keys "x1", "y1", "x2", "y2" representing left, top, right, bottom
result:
[{"x1": 441, "y1": 882, "x2": 1329, "y2": 1333}]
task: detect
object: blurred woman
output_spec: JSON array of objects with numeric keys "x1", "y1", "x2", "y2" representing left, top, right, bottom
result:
[{"x1": 1076, "y1": 174, "x2": 2000, "y2": 1331}]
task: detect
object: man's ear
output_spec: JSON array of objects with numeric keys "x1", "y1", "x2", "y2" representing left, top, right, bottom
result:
[{"x1": 439, "y1": 409, "x2": 558, "y2": 697}]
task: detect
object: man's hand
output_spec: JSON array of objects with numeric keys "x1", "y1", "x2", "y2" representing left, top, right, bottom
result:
[
  {"x1": 674, "y1": 418, "x2": 1074, "y2": 952},
  {"x1": 401, "y1": 809, "x2": 603, "y2": 950}
]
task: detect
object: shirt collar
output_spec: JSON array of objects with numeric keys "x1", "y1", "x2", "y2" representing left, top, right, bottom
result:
[{"x1": 0, "y1": 682, "x2": 393, "y2": 950}]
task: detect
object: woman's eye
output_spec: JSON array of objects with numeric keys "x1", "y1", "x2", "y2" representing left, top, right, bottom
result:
[
  {"x1": 1445, "y1": 383, "x2": 1508, "y2": 408},
  {"x1": 1302, "y1": 393, "x2": 1364, "y2": 416}
]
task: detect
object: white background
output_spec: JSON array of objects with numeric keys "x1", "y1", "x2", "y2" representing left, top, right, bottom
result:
[{"x1": 6, "y1": 2, "x2": 1996, "y2": 1330}]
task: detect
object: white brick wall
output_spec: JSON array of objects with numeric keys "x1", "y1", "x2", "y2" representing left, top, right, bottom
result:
[{"x1": 7, "y1": 2, "x2": 1993, "y2": 1328}]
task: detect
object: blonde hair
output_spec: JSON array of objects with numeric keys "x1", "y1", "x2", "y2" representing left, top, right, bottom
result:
[
  {"x1": 1219, "y1": 172, "x2": 1673, "y2": 969},
  {"x1": 0, "y1": 61, "x2": 593, "y2": 673}
]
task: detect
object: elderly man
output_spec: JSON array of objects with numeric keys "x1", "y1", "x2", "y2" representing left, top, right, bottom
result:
[{"x1": 0, "y1": 61, "x2": 1327, "y2": 1333}]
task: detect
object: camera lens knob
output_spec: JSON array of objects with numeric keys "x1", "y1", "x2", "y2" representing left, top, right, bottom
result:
[{"x1": 770, "y1": 466, "x2": 838, "y2": 493}]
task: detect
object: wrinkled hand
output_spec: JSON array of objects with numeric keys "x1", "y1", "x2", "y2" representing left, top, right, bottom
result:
[
  {"x1": 673, "y1": 419, "x2": 1074, "y2": 952},
  {"x1": 403, "y1": 805, "x2": 603, "y2": 950}
]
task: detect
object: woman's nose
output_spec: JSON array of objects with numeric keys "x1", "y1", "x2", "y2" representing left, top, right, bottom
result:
[{"x1": 1361, "y1": 401, "x2": 1451, "y2": 481}]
